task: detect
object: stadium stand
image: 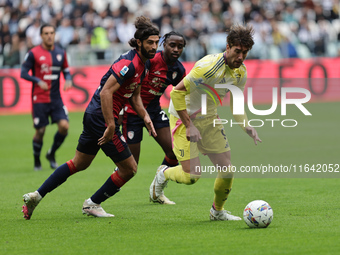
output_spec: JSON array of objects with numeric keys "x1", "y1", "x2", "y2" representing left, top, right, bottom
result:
[{"x1": 0, "y1": 0, "x2": 339, "y2": 67}]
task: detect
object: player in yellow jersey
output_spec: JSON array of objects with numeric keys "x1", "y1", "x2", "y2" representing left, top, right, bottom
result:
[{"x1": 149, "y1": 24, "x2": 262, "y2": 220}]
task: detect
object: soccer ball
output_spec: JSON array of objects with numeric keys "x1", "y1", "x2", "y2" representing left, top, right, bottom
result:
[{"x1": 243, "y1": 200, "x2": 273, "y2": 228}]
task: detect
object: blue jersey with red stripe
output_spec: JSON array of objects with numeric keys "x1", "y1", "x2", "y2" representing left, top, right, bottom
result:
[
  {"x1": 86, "y1": 49, "x2": 147, "y2": 119},
  {"x1": 20, "y1": 45, "x2": 71, "y2": 104},
  {"x1": 125, "y1": 50, "x2": 185, "y2": 115}
]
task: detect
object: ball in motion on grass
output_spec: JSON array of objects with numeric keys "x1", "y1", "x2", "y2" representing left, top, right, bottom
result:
[{"x1": 243, "y1": 200, "x2": 273, "y2": 228}]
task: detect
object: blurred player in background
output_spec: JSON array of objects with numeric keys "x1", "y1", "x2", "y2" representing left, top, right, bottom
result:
[
  {"x1": 121, "y1": 32, "x2": 186, "y2": 203},
  {"x1": 150, "y1": 24, "x2": 262, "y2": 220},
  {"x1": 21, "y1": 24, "x2": 72, "y2": 171},
  {"x1": 22, "y1": 16, "x2": 160, "y2": 220}
]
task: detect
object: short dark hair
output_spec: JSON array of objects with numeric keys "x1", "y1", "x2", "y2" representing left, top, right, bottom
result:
[
  {"x1": 40, "y1": 24, "x2": 55, "y2": 35},
  {"x1": 128, "y1": 16, "x2": 159, "y2": 48},
  {"x1": 161, "y1": 31, "x2": 186, "y2": 47},
  {"x1": 227, "y1": 24, "x2": 254, "y2": 50}
]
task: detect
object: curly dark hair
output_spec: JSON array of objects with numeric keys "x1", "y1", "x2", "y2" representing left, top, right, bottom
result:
[
  {"x1": 128, "y1": 16, "x2": 160, "y2": 48},
  {"x1": 161, "y1": 31, "x2": 186, "y2": 47},
  {"x1": 227, "y1": 24, "x2": 255, "y2": 50}
]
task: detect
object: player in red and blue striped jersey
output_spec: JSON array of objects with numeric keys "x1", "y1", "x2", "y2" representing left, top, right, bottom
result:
[
  {"x1": 21, "y1": 24, "x2": 72, "y2": 171},
  {"x1": 22, "y1": 16, "x2": 160, "y2": 219},
  {"x1": 122, "y1": 32, "x2": 186, "y2": 172}
]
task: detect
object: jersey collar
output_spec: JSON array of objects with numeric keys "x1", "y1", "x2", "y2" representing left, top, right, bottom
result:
[{"x1": 40, "y1": 44, "x2": 54, "y2": 51}]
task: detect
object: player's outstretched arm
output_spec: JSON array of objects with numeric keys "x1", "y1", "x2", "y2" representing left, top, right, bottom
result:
[
  {"x1": 98, "y1": 74, "x2": 120, "y2": 145},
  {"x1": 129, "y1": 86, "x2": 157, "y2": 137},
  {"x1": 245, "y1": 126, "x2": 262, "y2": 145}
]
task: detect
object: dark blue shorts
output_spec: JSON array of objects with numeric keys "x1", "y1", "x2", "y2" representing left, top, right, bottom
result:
[
  {"x1": 32, "y1": 101, "x2": 68, "y2": 128},
  {"x1": 122, "y1": 106, "x2": 169, "y2": 144},
  {"x1": 77, "y1": 112, "x2": 131, "y2": 163}
]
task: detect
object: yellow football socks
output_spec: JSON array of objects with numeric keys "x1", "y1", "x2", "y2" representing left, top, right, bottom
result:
[
  {"x1": 213, "y1": 173, "x2": 234, "y2": 211},
  {"x1": 164, "y1": 165, "x2": 199, "y2": 185}
]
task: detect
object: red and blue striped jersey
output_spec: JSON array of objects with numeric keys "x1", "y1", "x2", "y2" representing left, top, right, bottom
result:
[
  {"x1": 20, "y1": 45, "x2": 71, "y2": 104},
  {"x1": 86, "y1": 49, "x2": 147, "y2": 119},
  {"x1": 125, "y1": 51, "x2": 186, "y2": 114}
]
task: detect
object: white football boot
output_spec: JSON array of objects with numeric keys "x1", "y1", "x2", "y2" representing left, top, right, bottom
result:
[
  {"x1": 22, "y1": 191, "x2": 42, "y2": 220},
  {"x1": 209, "y1": 206, "x2": 242, "y2": 221},
  {"x1": 82, "y1": 199, "x2": 115, "y2": 217},
  {"x1": 149, "y1": 165, "x2": 175, "y2": 205}
]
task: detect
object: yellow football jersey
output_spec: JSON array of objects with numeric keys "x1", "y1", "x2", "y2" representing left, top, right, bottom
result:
[{"x1": 169, "y1": 52, "x2": 247, "y2": 118}]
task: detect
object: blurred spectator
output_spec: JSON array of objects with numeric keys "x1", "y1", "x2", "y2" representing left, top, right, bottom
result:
[
  {"x1": 249, "y1": 13, "x2": 272, "y2": 59},
  {"x1": 280, "y1": 36, "x2": 298, "y2": 58},
  {"x1": 116, "y1": 13, "x2": 135, "y2": 44},
  {"x1": 27, "y1": 0, "x2": 42, "y2": 20},
  {"x1": 62, "y1": 0, "x2": 74, "y2": 18},
  {"x1": 91, "y1": 26, "x2": 110, "y2": 60},
  {"x1": 2, "y1": 0, "x2": 340, "y2": 68},
  {"x1": 105, "y1": 18, "x2": 118, "y2": 43},
  {"x1": 297, "y1": 15, "x2": 315, "y2": 53},
  {"x1": 41, "y1": 1, "x2": 55, "y2": 23},
  {"x1": 56, "y1": 17, "x2": 75, "y2": 49},
  {"x1": 169, "y1": 4, "x2": 182, "y2": 30},
  {"x1": 3, "y1": 33, "x2": 21, "y2": 67},
  {"x1": 314, "y1": 3, "x2": 326, "y2": 22},
  {"x1": 1, "y1": 5, "x2": 12, "y2": 24},
  {"x1": 162, "y1": 0, "x2": 172, "y2": 15},
  {"x1": 250, "y1": 0, "x2": 261, "y2": 15},
  {"x1": 153, "y1": 5, "x2": 171, "y2": 31},
  {"x1": 271, "y1": 20, "x2": 298, "y2": 58},
  {"x1": 159, "y1": 16, "x2": 173, "y2": 35},
  {"x1": 243, "y1": 1, "x2": 253, "y2": 24},
  {"x1": 73, "y1": 0, "x2": 89, "y2": 17},
  {"x1": 118, "y1": 0, "x2": 129, "y2": 18},
  {"x1": 70, "y1": 17, "x2": 87, "y2": 45},
  {"x1": 8, "y1": 9, "x2": 20, "y2": 34},
  {"x1": 25, "y1": 19, "x2": 41, "y2": 48},
  {"x1": 1, "y1": 22, "x2": 11, "y2": 54},
  {"x1": 282, "y1": 4, "x2": 299, "y2": 24},
  {"x1": 180, "y1": 27, "x2": 206, "y2": 61}
]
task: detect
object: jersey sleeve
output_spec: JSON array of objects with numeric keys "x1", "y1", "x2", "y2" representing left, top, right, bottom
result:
[
  {"x1": 111, "y1": 59, "x2": 136, "y2": 85},
  {"x1": 182, "y1": 59, "x2": 210, "y2": 94},
  {"x1": 20, "y1": 51, "x2": 41, "y2": 84}
]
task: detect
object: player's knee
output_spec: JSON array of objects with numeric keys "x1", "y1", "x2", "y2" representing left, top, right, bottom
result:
[
  {"x1": 126, "y1": 162, "x2": 138, "y2": 179},
  {"x1": 59, "y1": 125, "x2": 69, "y2": 135},
  {"x1": 35, "y1": 127, "x2": 46, "y2": 138},
  {"x1": 72, "y1": 156, "x2": 92, "y2": 171},
  {"x1": 58, "y1": 121, "x2": 69, "y2": 135}
]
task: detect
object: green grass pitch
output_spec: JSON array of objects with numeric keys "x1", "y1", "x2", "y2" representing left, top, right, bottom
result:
[{"x1": 0, "y1": 102, "x2": 339, "y2": 255}]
